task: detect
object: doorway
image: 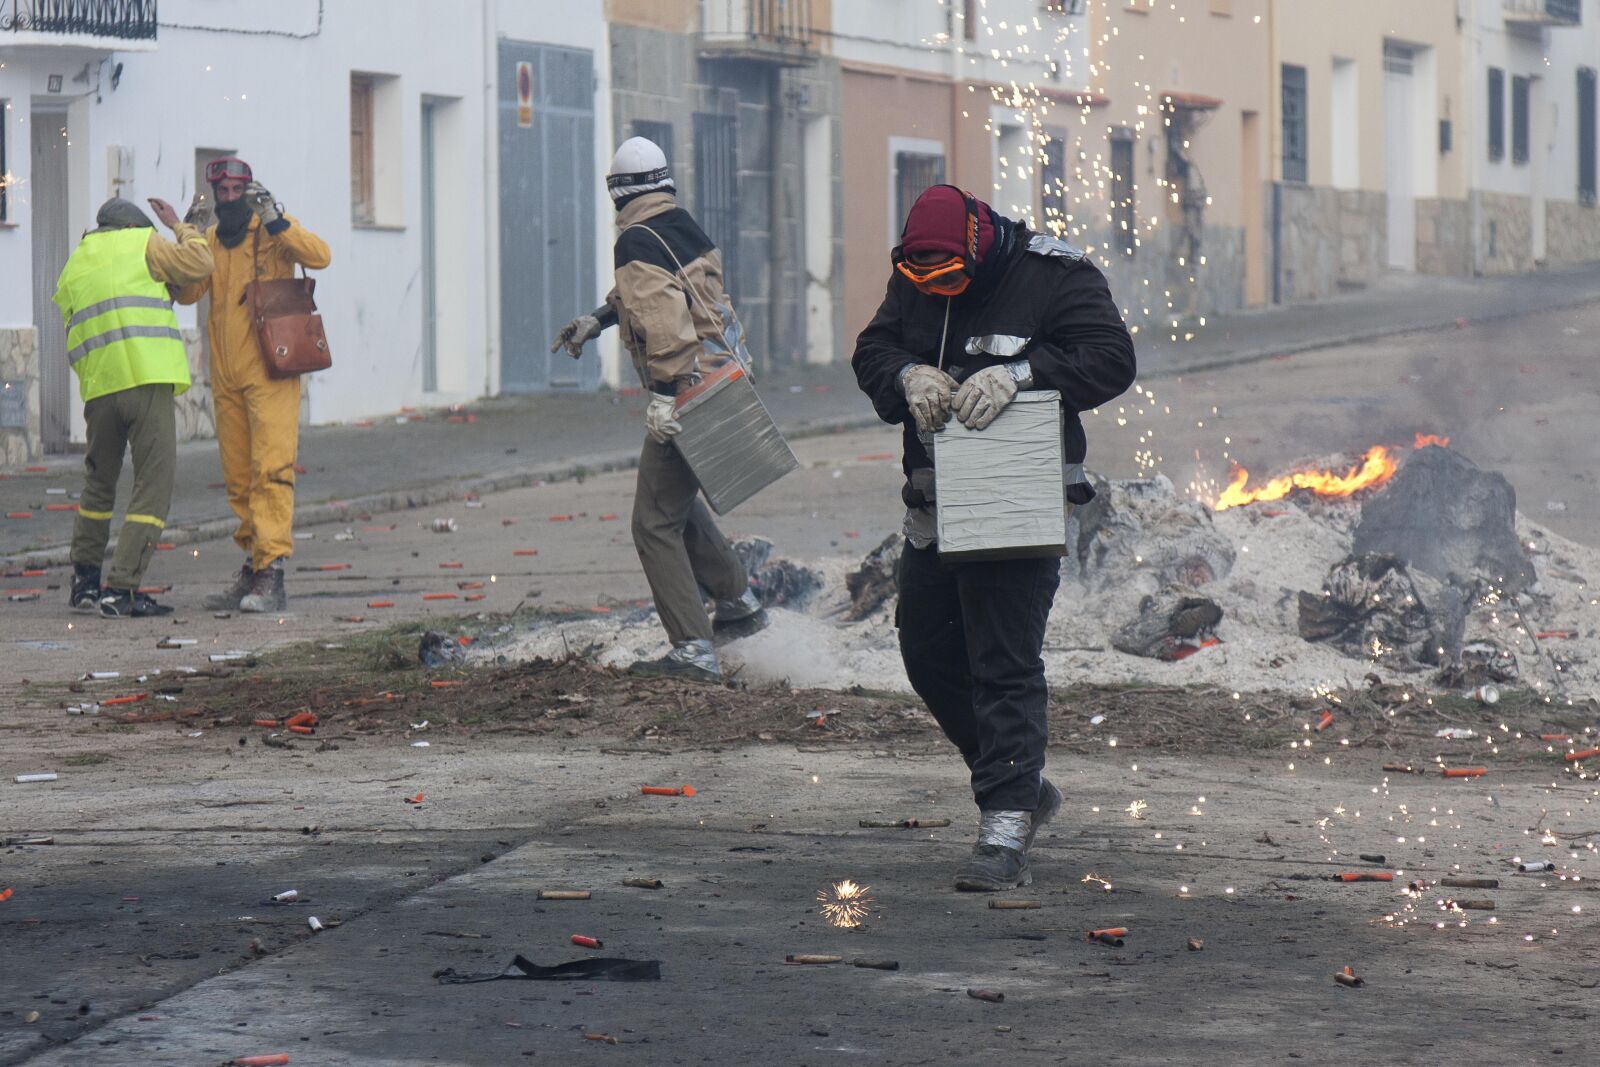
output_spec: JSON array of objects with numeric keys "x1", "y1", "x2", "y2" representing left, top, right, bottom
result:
[
  {"x1": 420, "y1": 100, "x2": 440, "y2": 392},
  {"x1": 31, "y1": 107, "x2": 71, "y2": 453},
  {"x1": 1383, "y1": 43, "x2": 1416, "y2": 271}
]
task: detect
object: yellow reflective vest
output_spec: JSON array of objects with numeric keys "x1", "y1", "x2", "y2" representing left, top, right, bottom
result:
[{"x1": 54, "y1": 227, "x2": 191, "y2": 404}]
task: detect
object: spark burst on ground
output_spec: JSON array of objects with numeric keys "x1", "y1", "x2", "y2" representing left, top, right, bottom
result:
[{"x1": 818, "y1": 879, "x2": 873, "y2": 929}]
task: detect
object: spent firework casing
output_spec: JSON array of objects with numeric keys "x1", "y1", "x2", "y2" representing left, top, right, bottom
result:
[{"x1": 671, "y1": 363, "x2": 798, "y2": 515}]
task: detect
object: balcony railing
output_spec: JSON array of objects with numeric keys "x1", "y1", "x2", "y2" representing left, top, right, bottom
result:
[
  {"x1": 2, "y1": 0, "x2": 159, "y2": 41},
  {"x1": 700, "y1": 0, "x2": 817, "y2": 65},
  {"x1": 1503, "y1": 0, "x2": 1582, "y2": 27}
]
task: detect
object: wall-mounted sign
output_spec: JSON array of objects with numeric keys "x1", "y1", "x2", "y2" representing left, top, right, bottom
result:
[{"x1": 516, "y1": 61, "x2": 533, "y2": 129}]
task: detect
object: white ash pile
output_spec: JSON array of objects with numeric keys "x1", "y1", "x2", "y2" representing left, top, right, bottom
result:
[{"x1": 484, "y1": 446, "x2": 1596, "y2": 701}]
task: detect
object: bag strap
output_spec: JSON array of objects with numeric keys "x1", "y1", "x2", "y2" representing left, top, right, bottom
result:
[
  {"x1": 621, "y1": 223, "x2": 749, "y2": 376},
  {"x1": 242, "y1": 219, "x2": 311, "y2": 307}
]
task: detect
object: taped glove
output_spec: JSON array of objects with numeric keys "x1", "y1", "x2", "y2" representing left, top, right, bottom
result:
[
  {"x1": 953, "y1": 362, "x2": 1028, "y2": 430},
  {"x1": 244, "y1": 181, "x2": 282, "y2": 225},
  {"x1": 645, "y1": 392, "x2": 682, "y2": 444},
  {"x1": 898, "y1": 364, "x2": 958, "y2": 435},
  {"x1": 549, "y1": 314, "x2": 602, "y2": 359}
]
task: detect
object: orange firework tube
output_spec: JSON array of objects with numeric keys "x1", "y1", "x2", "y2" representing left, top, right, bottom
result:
[
  {"x1": 1565, "y1": 748, "x2": 1600, "y2": 762},
  {"x1": 287, "y1": 725, "x2": 314, "y2": 736},
  {"x1": 1442, "y1": 767, "x2": 1487, "y2": 778},
  {"x1": 367, "y1": 600, "x2": 395, "y2": 608},
  {"x1": 1315, "y1": 710, "x2": 1334, "y2": 732},
  {"x1": 102, "y1": 693, "x2": 148, "y2": 706},
  {"x1": 439, "y1": 561, "x2": 464, "y2": 569},
  {"x1": 422, "y1": 592, "x2": 458, "y2": 601},
  {"x1": 457, "y1": 581, "x2": 485, "y2": 590},
  {"x1": 1337, "y1": 872, "x2": 1394, "y2": 882},
  {"x1": 430, "y1": 680, "x2": 463, "y2": 688},
  {"x1": 464, "y1": 594, "x2": 486, "y2": 602},
  {"x1": 1334, "y1": 967, "x2": 1363, "y2": 988},
  {"x1": 252, "y1": 718, "x2": 280, "y2": 728},
  {"x1": 513, "y1": 549, "x2": 538, "y2": 556},
  {"x1": 571, "y1": 934, "x2": 603, "y2": 949},
  {"x1": 1541, "y1": 734, "x2": 1573, "y2": 742},
  {"x1": 640, "y1": 785, "x2": 697, "y2": 797},
  {"x1": 285, "y1": 711, "x2": 318, "y2": 728},
  {"x1": 234, "y1": 1056, "x2": 291, "y2": 1067}
]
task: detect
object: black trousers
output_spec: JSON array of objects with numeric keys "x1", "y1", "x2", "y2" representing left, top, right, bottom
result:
[{"x1": 895, "y1": 543, "x2": 1061, "y2": 811}]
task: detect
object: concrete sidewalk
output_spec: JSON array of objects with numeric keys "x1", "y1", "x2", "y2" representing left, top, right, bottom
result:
[{"x1": 5, "y1": 263, "x2": 1598, "y2": 563}]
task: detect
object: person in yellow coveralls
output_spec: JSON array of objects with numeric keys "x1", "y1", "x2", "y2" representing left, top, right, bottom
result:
[
  {"x1": 55, "y1": 196, "x2": 214, "y2": 618},
  {"x1": 173, "y1": 157, "x2": 330, "y2": 613}
]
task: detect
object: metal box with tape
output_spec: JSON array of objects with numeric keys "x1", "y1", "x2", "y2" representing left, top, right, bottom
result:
[
  {"x1": 673, "y1": 361, "x2": 800, "y2": 515},
  {"x1": 934, "y1": 390, "x2": 1067, "y2": 560}
]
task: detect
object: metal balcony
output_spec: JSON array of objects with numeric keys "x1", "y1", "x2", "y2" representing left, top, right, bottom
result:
[
  {"x1": 1, "y1": 1, "x2": 159, "y2": 46},
  {"x1": 699, "y1": 0, "x2": 818, "y2": 66},
  {"x1": 1503, "y1": 0, "x2": 1582, "y2": 28}
]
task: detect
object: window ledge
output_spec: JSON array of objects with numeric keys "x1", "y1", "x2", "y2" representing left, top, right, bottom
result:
[
  {"x1": 352, "y1": 221, "x2": 406, "y2": 232},
  {"x1": 0, "y1": 221, "x2": 19, "y2": 230}
]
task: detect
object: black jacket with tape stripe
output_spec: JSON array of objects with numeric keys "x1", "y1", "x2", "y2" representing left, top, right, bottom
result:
[{"x1": 851, "y1": 224, "x2": 1137, "y2": 507}]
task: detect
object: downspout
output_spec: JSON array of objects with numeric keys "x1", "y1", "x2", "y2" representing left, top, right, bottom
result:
[
  {"x1": 1267, "y1": 0, "x2": 1281, "y2": 304},
  {"x1": 482, "y1": 0, "x2": 500, "y2": 397}
]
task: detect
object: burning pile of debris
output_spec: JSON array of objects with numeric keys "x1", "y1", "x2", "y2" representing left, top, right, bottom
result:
[{"x1": 490, "y1": 442, "x2": 1593, "y2": 703}]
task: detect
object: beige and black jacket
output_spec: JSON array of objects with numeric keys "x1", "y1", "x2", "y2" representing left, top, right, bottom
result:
[{"x1": 602, "y1": 192, "x2": 749, "y2": 395}]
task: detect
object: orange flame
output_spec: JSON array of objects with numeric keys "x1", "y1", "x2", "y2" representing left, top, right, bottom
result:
[
  {"x1": 1414, "y1": 433, "x2": 1450, "y2": 449},
  {"x1": 1214, "y1": 445, "x2": 1400, "y2": 512}
]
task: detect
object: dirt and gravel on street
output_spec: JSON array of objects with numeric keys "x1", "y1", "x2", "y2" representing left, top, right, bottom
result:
[{"x1": 5, "y1": 300, "x2": 1600, "y2": 1065}]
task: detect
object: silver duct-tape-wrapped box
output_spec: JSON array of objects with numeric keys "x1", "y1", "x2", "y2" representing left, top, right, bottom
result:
[
  {"x1": 934, "y1": 390, "x2": 1066, "y2": 560},
  {"x1": 673, "y1": 362, "x2": 800, "y2": 515}
]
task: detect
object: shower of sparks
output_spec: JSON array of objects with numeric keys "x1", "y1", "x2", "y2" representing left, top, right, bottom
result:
[
  {"x1": 1081, "y1": 872, "x2": 1114, "y2": 892},
  {"x1": 818, "y1": 879, "x2": 873, "y2": 929},
  {"x1": 1126, "y1": 799, "x2": 1148, "y2": 820}
]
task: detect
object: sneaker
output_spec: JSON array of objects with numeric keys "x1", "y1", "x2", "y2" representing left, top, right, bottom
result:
[
  {"x1": 954, "y1": 809, "x2": 1034, "y2": 892},
  {"x1": 70, "y1": 564, "x2": 102, "y2": 613},
  {"x1": 712, "y1": 588, "x2": 768, "y2": 642},
  {"x1": 98, "y1": 589, "x2": 175, "y2": 618},
  {"x1": 628, "y1": 638, "x2": 722, "y2": 683},
  {"x1": 239, "y1": 565, "x2": 287, "y2": 613},
  {"x1": 204, "y1": 563, "x2": 256, "y2": 611}
]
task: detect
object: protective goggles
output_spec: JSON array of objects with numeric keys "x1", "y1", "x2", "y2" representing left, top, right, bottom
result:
[
  {"x1": 204, "y1": 157, "x2": 253, "y2": 184},
  {"x1": 891, "y1": 187, "x2": 981, "y2": 297}
]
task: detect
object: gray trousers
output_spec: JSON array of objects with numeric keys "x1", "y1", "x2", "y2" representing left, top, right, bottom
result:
[
  {"x1": 71, "y1": 383, "x2": 176, "y2": 590},
  {"x1": 632, "y1": 436, "x2": 748, "y2": 644}
]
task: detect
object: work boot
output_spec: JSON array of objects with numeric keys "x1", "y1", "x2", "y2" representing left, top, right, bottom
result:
[
  {"x1": 954, "y1": 810, "x2": 1033, "y2": 892},
  {"x1": 70, "y1": 564, "x2": 103, "y2": 613},
  {"x1": 97, "y1": 588, "x2": 174, "y2": 618},
  {"x1": 204, "y1": 562, "x2": 255, "y2": 611},
  {"x1": 712, "y1": 588, "x2": 768, "y2": 642},
  {"x1": 239, "y1": 562, "x2": 287, "y2": 613},
  {"x1": 628, "y1": 638, "x2": 722, "y2": 683}
]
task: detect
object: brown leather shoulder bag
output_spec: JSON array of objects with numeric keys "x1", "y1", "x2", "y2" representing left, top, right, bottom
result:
[{"x1": 242, "y1": 224, "x2": 332, "y2": 378}]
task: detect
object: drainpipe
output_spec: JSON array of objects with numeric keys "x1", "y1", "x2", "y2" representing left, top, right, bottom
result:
[
  {"x1": 482, "y1": 0, "x2": 500, "y2": 398},
  {"x1": 1267, "y1": 0, "x2": 1281, "y2": 304}
]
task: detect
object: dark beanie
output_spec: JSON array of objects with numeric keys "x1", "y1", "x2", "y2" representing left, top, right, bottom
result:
[
  {"x1": 900, "y1": 185, "x2": 996, "y2": 262},
  {"x1": 95, "y1": 197, "x2": 155, "y2": 231}
]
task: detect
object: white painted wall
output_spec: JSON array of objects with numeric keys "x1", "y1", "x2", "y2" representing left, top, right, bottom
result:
[{"x1": 830, "y1": 0, "x2": 1088, "y2": 91}]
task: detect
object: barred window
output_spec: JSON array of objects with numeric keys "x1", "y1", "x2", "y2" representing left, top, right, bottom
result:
[{"x1": 1281, "y1": 64, "x2": 1308, "y2": 183}]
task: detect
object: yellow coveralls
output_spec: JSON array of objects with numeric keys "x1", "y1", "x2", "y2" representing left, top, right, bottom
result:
[{"x1": 174, "y1": 215, "x2": 330, "y2": 569}]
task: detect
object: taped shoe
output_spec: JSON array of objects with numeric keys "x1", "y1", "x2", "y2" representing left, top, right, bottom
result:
[
  {"x1": 628, "y1": 638, "x2": 722, "y2": 683},
  {"x1": 955, "y1": 809, "x2": 1033, "y2": 892},
  {"x1": 98, "y1": 589, "x2": 175, "y2": 618},
  {"x1": 70, "y1": 564, "x2": 102, "y2": 613},
  {"x1": 712, "y1": 588, "x2": 768, "y2": 641},
  {"x1": 240, "y1": 565, "x2": 287, "y2": 613},
  {"x1": 204, "y1": 563, "x2": 255, "y2": 611}
]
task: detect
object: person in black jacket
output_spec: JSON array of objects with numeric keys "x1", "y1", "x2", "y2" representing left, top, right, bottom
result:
[{"x1": 852, "y1": 185, "x2": 1136, "y2": 891}]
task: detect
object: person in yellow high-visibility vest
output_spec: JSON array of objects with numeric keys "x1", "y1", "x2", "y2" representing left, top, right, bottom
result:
[
  {"x1": 173, "y1": 157, "x2": 330, "y2": 613},
  {"x1": 54, "y1": 196, "x2": 214, "y2": 617}
]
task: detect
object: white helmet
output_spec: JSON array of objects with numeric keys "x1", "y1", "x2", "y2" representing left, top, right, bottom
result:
[{"x1": 606, "y1": 136, "x2": 674, "y2": 202}]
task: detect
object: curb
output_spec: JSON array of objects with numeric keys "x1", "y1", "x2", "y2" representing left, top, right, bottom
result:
[{"x1": 1, "y1": 414, "x2": 884, "y2": 569}]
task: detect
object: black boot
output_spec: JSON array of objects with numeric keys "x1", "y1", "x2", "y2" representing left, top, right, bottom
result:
[
  {"x1": 70, "y1": 564, "x2": 102, "y2": 613},
  {"x1": 954, "y1": 810, "x2": 1034, "y2": 892},
  {"x1": 204, "y1": 562, "x2": 255, "y2": 611},
  {"x1": 712, "y1": 588, "x2": 769, "y2": 643}
]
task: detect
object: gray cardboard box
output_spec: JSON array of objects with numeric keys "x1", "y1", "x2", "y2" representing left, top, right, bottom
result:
[
  {"x1": 934, "y1": 390, "x2": 1066, "y2": 560},
  {"x1": 674, "y1": 362, "x2": 800, "y2": 515}
]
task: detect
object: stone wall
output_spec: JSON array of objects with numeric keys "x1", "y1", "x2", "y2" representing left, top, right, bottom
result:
[
  {"x1": 1545, "y1": 201, "x2": 1600, "y2": 266},
  {"x1": 1415, "y1": 198, "x2": 1473, "y2": 276},
  {"x1": 1472, "y1": 190, "x2": 1534, "y2": 275},
  {"x1": 1272, "y1": 184, "x2": 1386, "y2": 302},
  {"x1": 176, "y1": 329, "x2": 217, "y2": 442},
  {"x1": 1099, "y1": 222, "x2": 1247, "y2": 330},
  {"x1": 0, "y1": 328, "x2": 40, "y2": 466}
]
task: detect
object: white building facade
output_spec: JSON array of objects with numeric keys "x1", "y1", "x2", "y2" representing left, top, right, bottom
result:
[{"x1": 1, "y1": 0, "x2": 613, "y2": 462}]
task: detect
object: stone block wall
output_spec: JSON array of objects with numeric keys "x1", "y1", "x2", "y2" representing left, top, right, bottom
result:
[
  {"x1": 1272, "y1": 184, "x2": 1386, "y2": 302},
  {"x1": 1545, "y1": 201, "x2": 1600, "y2": 266},
  {"x1": 1099, "y1": 221, "x2": 1247, "y2": 330},
  {"x1": 0, "y1": 328, "x2": 40, "y2": 466},
  {"x1": 1472, "y1": 190, "x2": 1534, "y2": 275},
  {"x1": 1415, "y1": 198, "x2": 1472, "y2": 276},
  {"x1": 175, "y1": 329, "x2": 217, "y2": 442}
]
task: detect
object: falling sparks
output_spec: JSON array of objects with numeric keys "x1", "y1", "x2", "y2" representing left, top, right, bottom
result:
[
  {"x1": 818, "y1": 879, "x2": 873, "y2": 929},
  {"x1": 1081, "y1": 872, "x2": 1114, "y2": 892},
  {"x1": 1126, "y1": 799, "x2": 1148, "y2": 820}
]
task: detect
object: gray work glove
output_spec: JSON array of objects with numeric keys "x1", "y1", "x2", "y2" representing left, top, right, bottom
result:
[
  {"x1": 952, "y1": 362, "x2": 1028, "y2": 430},
  {"x1": 550, "y1": 314, "x2": 602, "y2": 359},
  {"x1": 645, "y1": 392, "x2": 682, "y2": 444},
  {"x1": 183, "y1": 191, "x2": 212, "y2": 228},
  {"x1": 898, "y1": 364, "x2": 958, "y2": 435},
  {"x1": 244, "y1": 181, "x2": 282, "y2": 225}
]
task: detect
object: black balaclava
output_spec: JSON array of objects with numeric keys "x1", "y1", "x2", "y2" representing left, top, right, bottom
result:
[{"x1": 214, "y1": 194, "x2": 253, "y2": 249}]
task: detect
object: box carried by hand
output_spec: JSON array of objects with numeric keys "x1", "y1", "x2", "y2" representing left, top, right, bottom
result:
[
  {"x1": 934, "y1": 390, "x2": 1067, "y2": 560},
  {"x1": 673, "y1": 361, "x2": 800, "y2": 515}
]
